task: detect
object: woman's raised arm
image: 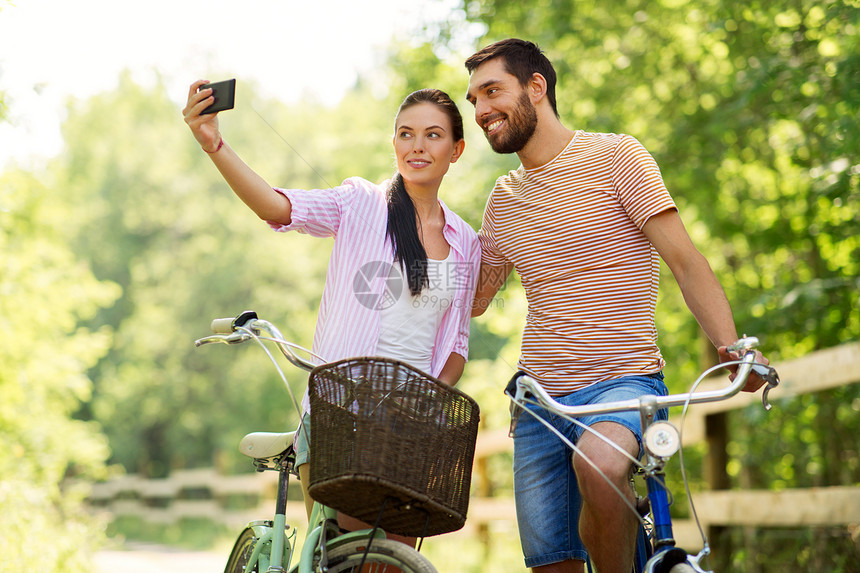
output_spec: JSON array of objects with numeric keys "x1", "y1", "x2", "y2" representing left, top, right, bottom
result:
[{"x1": 183, "y1": 80, "x2": 292, "y2": 226}]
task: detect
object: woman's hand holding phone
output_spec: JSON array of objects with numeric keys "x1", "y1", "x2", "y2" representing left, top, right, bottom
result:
[{"x1": 183, "y1": 79, "x2": 234, "y2": 153}]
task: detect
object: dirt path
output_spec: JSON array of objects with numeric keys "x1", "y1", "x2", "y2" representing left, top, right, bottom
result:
[{"x1": 94, "y1": 541, "x2": 226, "y2": 573}]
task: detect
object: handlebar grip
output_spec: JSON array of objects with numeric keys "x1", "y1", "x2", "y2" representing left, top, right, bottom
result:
[
  {"x1": 726, "y1": 336, "x2": 760, "y2": 354},
  {"x1": 210, "y1": 310, "x2": 259, "y2": 334},
  {"x1": 211, "y1": 317, "x2": 235, "y2": 334}
]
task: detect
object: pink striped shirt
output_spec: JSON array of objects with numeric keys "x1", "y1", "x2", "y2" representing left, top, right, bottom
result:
[
  {"x1": 479, "y1": 131, "x2": 677, "y2": 395},
  {"x1": 269, "y1": 177, "x2": 480, "y2": 379}
]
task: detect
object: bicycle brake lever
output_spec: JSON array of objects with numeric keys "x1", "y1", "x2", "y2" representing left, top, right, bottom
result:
[
  {"x1": 753, "y1": 364, "x2": 780, "y2": 411},
  {"x1": 194, "y1": 332, "x2": 251, "y2": 347}
]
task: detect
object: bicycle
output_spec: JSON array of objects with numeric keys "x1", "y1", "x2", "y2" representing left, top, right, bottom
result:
[
  {"x1": 195, "y1": 310, "x2": 480, "y2": 573},
  {"x1": 505, "y1": 336, "x2": 781, "y2": 573}
]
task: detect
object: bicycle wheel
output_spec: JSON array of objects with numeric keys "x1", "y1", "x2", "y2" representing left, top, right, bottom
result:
[
  {"x1": 668, "y1": 565, "x2": 696, "y2": 573},
  {"x1": 323, "y1": 538, "x2": 437, "y2": 573},
  {"x1": 224, "y1": 528, "x2": 258, "y2": 573},
  {"x1": 633, "y1": 520, "x2": 652, "y2": 572},
  {"x1": 651, "y1": 548, "x2": 697, "y2": 573}
]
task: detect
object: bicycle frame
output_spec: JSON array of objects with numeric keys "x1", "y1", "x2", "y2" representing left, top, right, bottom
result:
[
  {"x1": 295, "y1": 504, "x2": 387, "y2": 573},
  {"x1": 506, "y1": 337, "x2": 780, "y2": 573}
]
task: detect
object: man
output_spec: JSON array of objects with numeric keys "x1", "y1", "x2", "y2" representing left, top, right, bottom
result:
[{"x1": 465, "y1": 38, "x2": 768, "y2": 573}]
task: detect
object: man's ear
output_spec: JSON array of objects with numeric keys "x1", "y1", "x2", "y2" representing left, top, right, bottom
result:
[{"x1": 528, "y1": 72, "x2": 548, "y2": 105}]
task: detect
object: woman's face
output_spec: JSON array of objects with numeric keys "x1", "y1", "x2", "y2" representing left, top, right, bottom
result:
[{"x1": 393, "y1": 102, "x2": 465, "y2": 194}]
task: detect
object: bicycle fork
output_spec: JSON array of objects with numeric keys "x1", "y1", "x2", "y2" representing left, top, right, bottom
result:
[
  {"x1": 638, "y1": 396, "x2": 690, "y2": 572},
  {"x1": 645, "y1": 471, "x2": 675, "y2": 551}
]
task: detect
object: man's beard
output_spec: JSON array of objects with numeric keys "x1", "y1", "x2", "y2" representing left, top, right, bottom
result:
[{"x1": 486, "y1": 91, "x2": 538, "y2": 154}]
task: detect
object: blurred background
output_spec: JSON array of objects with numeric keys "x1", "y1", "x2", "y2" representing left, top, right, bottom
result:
[{"x1": 1, "y1": 0, "x2": 858, "y2": 571}]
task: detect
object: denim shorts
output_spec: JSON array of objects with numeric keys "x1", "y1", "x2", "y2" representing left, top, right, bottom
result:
[
  {"x1": 511, "y1": 373, "x2": 668, "y2": 568},
  {"x1": 294, "y1": 413, "x2": 311, "y2": 467}
]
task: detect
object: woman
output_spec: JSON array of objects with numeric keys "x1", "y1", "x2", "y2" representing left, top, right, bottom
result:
[{"x1": 183, "y1": 82, "x2": 480, "y2": 545}]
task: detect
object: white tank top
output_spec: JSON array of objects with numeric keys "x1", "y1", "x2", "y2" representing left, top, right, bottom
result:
[{"x1": 375, "y1": 250, "x2": 456, "y2": 372}]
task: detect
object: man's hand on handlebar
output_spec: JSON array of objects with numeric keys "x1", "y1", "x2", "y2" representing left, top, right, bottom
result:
[{"x1": 717, "y1": 346, "x2": 769, "y2": 393}]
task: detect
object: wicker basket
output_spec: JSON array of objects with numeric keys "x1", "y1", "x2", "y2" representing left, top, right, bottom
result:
[{"x1": 307, "y1": 357, "x2": 480, "y2": 537}]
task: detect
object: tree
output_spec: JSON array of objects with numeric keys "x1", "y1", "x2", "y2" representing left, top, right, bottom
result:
[
  {"x1": 54, "y1": 74, "x2": 329, "y2": 475},
  {"x1": 441, "y1": 1, "x2": 860, "y2": 569},
  {"x1": 56, "y1": 73, "x2": 423, "y2": 475},
  {"x1": 0, "y1": 166, "x2": 119, "y2": 570},
  {"x1": 453, "y1": 0, "x2": 859, "y2": 369}
]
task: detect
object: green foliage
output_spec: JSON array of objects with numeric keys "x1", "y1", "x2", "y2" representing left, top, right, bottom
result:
[
  {"x1": 49, "y1": 65, "x2": 523, "y2": 481},
  {"x1": 3, "y1": 1, "x2": 857, "y2": 567},
  {"x1": 453, "y1": 0, "x2": 860, "y2": 370},
  {"x1": 55, "y1": 74, "x2": 345, "y2": 476},
  {"x1": 422, "y1": 1, "x2": 860, "y2": 568},
  {"x1": 0, "y1": 166, "x2": 119, "y2": 569}
]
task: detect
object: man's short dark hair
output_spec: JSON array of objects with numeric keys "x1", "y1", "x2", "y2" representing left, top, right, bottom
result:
[{"x1": 465, "y1": 38, "x2": 558, "y2": 117}]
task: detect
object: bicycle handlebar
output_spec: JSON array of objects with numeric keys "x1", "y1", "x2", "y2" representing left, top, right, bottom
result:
[
  {"x1": 508, "y1": 336, "x2": 780, "y2": 417},
  {"x1": 195, "y1": 310, "x2": 318, "y2": 372}
]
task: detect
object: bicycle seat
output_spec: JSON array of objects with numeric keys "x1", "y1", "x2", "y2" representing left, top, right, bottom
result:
[{"x1": 239, "y1": 431, "x2": 296, "y2": 459}]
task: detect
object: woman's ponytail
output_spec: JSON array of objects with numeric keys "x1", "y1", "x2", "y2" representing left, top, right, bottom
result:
[{"x1": 386, "y1": 173, "x2": 428, "y2": 296}]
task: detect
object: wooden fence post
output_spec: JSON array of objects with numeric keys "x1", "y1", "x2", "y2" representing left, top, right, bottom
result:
[
  {"x1": 701, "y1": 331, "x2": 731, "y2": 569},
  {"x1": 475, "y1": 417, "x2": 493, "y2": 567},
  {"x1": 705, "y1": 411, "x2": 730, "y2": 570}
]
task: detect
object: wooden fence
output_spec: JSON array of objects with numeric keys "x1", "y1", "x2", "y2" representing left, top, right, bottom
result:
[
  {"x1": 469, "y1": 340, "x2": 860, "y2": 549},
  {"x1": 87, "y1": 342, "x2": 860, "y2": 549},
  {"x1": 87, "y1": 467, "x2": 306, "y2": 529}
]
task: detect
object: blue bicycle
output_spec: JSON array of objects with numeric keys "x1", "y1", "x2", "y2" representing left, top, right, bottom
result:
[{"x1": 505, "y1": 336, "x2": 780, "y2": 572}]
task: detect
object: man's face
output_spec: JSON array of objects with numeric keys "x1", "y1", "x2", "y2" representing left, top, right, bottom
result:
[{"x1": 466, "y1": 58, "x2": 538, "y2": 154}]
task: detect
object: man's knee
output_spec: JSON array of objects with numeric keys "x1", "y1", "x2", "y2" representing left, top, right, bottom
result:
[
  {"x1": 572, "y1": 423, "x2": 638, "y2": 488},
  {"x1": 572, "y1": 451, "x2": 631, "y2": 491}
]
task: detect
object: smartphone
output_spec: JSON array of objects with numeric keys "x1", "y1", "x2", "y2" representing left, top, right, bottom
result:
[{"x1": 199, "y1": 79, "x2": 236, "y2": 114}]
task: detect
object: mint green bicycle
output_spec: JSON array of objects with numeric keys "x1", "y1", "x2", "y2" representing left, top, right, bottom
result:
[{"x1": 195, "y1": 311, "x2": 480, "y2": 573}]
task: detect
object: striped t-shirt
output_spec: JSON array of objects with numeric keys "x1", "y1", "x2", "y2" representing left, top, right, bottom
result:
[{"x1": 479, "y1": 131, "x2": 677, "y2": 395}]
